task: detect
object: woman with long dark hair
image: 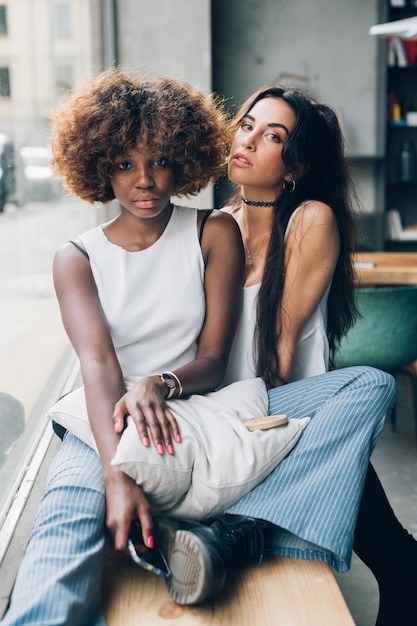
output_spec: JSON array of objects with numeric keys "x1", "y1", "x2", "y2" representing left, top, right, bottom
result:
[{"x1": 163, "y1": 85, "x2": 413, "y2": 626}]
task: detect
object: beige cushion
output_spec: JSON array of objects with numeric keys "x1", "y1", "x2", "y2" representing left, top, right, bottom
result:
[{"x1": 47, "y1": 378, "x2": 309, "y2": 519}]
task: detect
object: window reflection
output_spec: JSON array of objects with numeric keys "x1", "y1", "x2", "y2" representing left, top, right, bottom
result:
[
  {"x1": 52, "y1": 3, "x2": 72, "y2": 39},
  {"x1": 0, "y1": 5, "x2": 8, "y2": 36},
  {"x1": 0, "y1": 0, "x2": 105, "y2": 524}
]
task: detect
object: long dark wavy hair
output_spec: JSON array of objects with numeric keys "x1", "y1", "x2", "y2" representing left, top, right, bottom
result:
[{"x1": 229, "y1": 85, "x2": 360, "y2": 387}]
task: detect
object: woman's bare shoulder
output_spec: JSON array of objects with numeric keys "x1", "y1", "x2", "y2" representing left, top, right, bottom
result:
[
  {"x1": 219, "y1": 205, "x2": 241, "y2": 218},
  {"x1": 197, "y1": 209, "x2": 244, "y2": 263},
  {"x1": 198, "y1": 207, "x2": 241, "y2": 234},
  {"x1": 291, "y1": 200, "x2": 337, "y2": 232},
  {"x1": 297, "y1": 199, "x2": 334, "y2": 218},
  {"x1": 54, "y1": 240, "x2": 85, "y2": 261},
  {"x1": 53, "y1": 241, "x2": 90, "y2": 278}
]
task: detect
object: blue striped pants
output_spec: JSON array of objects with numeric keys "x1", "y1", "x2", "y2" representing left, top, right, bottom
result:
[
  {"x1": 228, "y1": 365, "x2": 396, "y2": 571},
  {"x1": 1, "y1": 366, "x2": 395, "y2": 626}
]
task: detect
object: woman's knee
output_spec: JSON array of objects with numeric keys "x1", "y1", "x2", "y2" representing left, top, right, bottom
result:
[
  {"x1": 344, "y1": 366, "x2": 397, "y2": 407},
  {"x1": 47, "y1": 433, "x2": 105, "y2": 494}
]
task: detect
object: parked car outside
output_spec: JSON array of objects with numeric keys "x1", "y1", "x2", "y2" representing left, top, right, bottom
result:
[
  {"x1": 20, "y1": 146, "x2": 62, "y2": 202},
  {"x1": 0, "y1": 133, "x2": 27, "y2": 213}
]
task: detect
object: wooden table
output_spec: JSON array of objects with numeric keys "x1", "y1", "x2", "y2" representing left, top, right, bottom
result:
[{"x1": 354, "y1": 252, "x2": 417, "y2": 286}]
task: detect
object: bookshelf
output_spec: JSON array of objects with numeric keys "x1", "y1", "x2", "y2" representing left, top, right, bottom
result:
[{"x1": 384, "y1": 2, "x2": 417, "y2": 249}]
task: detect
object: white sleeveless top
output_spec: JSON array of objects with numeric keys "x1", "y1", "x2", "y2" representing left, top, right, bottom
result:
[
  {"x1": 79, "y1": 205, "x2": 206, "y2": 378},
  {"x1": 223, "y1": 204, "x2": 330, "y2": 385}
]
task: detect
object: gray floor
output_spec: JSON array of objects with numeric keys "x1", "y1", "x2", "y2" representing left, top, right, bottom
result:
[{"x1": 334, "y1": 374, "x2": 417, "y2": 625}]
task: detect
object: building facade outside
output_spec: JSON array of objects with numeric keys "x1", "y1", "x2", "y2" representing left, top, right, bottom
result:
[{"x1": 0, "y1": 0, "x2": 99, "y2": 147}]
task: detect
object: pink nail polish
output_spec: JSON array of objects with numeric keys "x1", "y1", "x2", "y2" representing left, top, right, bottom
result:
[
  {"x1": 157, "y1": 444, "x2": 164, "y2": 455},
  {"x1": 147, "y1": 535, "x2": 154, "y2": 549},
  {"x1": 176, "y1": 434, "x2": 182, "y2": 443},
  {"x1": 142, "y1": 437, "x2": 150, "y2": 447},
  {"x1": 168, "y1": 444, "x2": 174, "y2": 455},
  {"x1": 114, "y1": 423, "x2": 120, "y2": 433}
]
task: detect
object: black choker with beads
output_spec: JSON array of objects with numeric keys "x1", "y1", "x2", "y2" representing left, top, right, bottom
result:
[{"x1": 241, "y1": 196, "x2": 277, "y2": 208}]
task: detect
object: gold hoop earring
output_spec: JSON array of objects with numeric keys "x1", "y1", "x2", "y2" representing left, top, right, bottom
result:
[{"x1": 283, "y1": 179, "x2": 296, "y2": 193}]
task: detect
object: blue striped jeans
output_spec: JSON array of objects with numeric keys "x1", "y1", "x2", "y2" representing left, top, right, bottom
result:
[
  {"x1": 228, "y1": 365, "x2": 396, "y2": 571},
  {"x1": 1, "y1": 366, "x2": 395, "y2": 625}
]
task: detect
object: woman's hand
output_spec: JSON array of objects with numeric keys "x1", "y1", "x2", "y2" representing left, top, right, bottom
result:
[
  {"x1": 112, "y1": 376, "x2": 181, "y2": 455},
  {"x1": 105, "y1": 468, "x2": 154, "y2": 551}
]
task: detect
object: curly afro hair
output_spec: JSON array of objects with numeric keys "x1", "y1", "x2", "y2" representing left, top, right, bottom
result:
[{"x1": 50, "y1": 68, "x2": 231, "y2": 203}]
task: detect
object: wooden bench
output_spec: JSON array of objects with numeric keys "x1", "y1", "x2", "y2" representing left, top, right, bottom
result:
[
  {"x1": 11, "y1": 359, "x2": 353, "y2": 625},
  {"x1": 103, "y1": 545, "x2": 354, "y2": 625}
]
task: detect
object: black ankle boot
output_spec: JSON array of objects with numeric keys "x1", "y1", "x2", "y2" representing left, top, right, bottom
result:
[
  {"x1": 354, "y1": 463, "x2": 417, "y2": 626},
  {"x1": 164, "y1": 514, "x2": 272, "y2": 605}
]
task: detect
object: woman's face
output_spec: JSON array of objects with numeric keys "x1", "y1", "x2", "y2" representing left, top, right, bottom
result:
[
  {"x1": 110, "y1": 143, "x2": 175, "y2": 219},
  {"x1": 228, "y1": 96, "x2": 297, "y2": 199}
]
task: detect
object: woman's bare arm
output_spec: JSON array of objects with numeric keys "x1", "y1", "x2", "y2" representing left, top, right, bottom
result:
[
  {"x1": 53, "y1": 243, "x2": 155, "y2": 550},
  {"x1": 275, "y1": 201, "x2": 340, "y2": 385}
]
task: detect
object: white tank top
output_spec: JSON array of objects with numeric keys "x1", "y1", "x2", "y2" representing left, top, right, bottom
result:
[
  {"x1": 223, "y1": 204, "x2": 330, "y2": 385},
  {"x1": 79, "y1": 205, "x2": 206, "y2": 378}
]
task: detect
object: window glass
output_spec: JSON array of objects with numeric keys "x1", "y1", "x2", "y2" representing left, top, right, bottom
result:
[
  {"x1": 52, "y1": 3, "x2": 72, "y2": 38},
  {"x1": 53, "y1": 65, "x2": 74, "y2": 102},
  {"x1": 0, "y1": 1, "x2": 102, "y2": 528},
  {"x1": 0, "y1": 67, "x2": 10, "y2": 97},
  {"x1": 0, "y1": 6, "x2": 8, "y2": 35}
]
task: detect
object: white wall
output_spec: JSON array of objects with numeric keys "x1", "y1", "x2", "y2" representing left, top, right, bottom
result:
[{"x1": 115, "y1": 0, "x2": 214, "y2": 208}]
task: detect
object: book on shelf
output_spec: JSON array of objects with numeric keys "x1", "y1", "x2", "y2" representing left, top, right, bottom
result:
[
  {"x1": 386, "y1": 37, "x2": 417, "y2": 69},
  {"x1": 390, "y1": 37, "x2": 408, "y2": 67},
  {"x1": 387, "y1": 209, "x2": 417, "y2": 240}
]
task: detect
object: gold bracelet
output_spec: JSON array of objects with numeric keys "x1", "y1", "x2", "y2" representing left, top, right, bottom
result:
[
  {"x1": 159, "y1": 372, "x2": 183, "y2": 399},
  {"x1": 161, "y1": 371, "x2": 183, "y2": 399},
  {"x1": 158, "y1": 374, "x2": 177, "y2": 400},
  {"x1": 166, "y1": 371, "x2": 183, "y2": 398}
]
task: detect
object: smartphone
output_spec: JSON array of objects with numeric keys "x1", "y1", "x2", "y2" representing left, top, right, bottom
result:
[{"x1": 127, "y1": 519, "x2": 171, "y2": 578}]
